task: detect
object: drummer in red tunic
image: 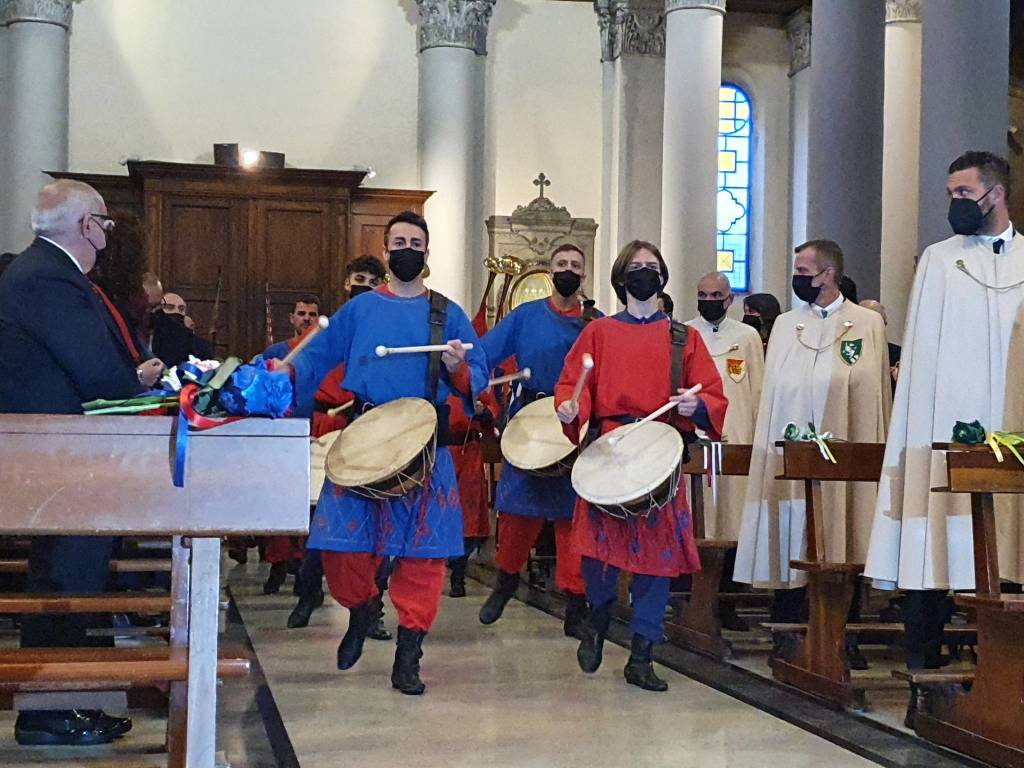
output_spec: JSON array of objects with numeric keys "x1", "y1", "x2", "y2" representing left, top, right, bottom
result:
[{"x1": 555, "y1": 240, "x2": 727, "y2": 692}]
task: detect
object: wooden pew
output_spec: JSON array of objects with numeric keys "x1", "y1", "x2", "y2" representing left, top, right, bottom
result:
[
  {"x1": 666, "y1": 444, "x2": 752, "y2": 660},
  {"x1": 768, "y1": 440, "x2": 885, "y2": 709},
  {"x1": 902, "y1": 443, "x2": 1024, "y2": 768},
  {"x1": 0, "y1": 414, "x2": 309, "y2": 768}
]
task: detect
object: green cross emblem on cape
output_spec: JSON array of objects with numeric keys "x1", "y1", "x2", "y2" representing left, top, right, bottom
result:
[{"x1": 840, "y1": 339, "x2": 862, "y2": 366}]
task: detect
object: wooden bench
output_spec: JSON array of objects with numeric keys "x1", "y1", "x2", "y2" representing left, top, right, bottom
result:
[
  {"x1": 0, "y1": 414, "x2": 309, "y2": 768},
  {"x1": 891, "y1": 669, "x2": 975, "y2": 729},
  {"x1": 0, "y1": 558, "x2": 173, "y2": 574}
]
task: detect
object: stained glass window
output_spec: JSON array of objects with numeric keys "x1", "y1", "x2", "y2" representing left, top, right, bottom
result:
[{"x1": 717, "y1": 84, "x2": 752, "y2": 292}]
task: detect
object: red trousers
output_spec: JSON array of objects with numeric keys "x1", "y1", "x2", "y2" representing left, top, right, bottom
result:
[
  {"x1": 321, "y1": 552, "x2": 446, "y2": 632},
  {"x1": 495, "y1": 514, "x2": 584, "y2": 595},
  {"x1": 263, "y1": 535, "x2": 304, "y2": 564}
]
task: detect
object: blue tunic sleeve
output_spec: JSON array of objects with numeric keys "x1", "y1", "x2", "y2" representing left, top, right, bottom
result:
[
  {"x1": 444, "y1": 301, "x2": 489, "y2": 406},
  {"x1": 292, "y1": 301, "x2": 354, "y2": 410},
  {"x1": 480, "y1": 304, "x2": 521, "y2": 371}
]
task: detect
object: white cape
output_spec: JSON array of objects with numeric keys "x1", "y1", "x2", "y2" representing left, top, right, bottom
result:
[
  {"x1": 686, "y1": 316, "x2": 764, "y2": 539},
  {"x1": 864, "y1": 231, "x2": 1024, "y2": 590},
  {"x1": 734, "y1": 300, "x2": 891, "y2": 589}
]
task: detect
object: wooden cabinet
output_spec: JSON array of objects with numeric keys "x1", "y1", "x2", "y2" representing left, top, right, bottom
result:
[{"x1": 53, "y1": 162, "x2": 430, "y2": 359}]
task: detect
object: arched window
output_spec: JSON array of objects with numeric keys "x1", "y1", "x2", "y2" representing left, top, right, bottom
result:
[{"x1": 717, "y1": 84, "x2": 752, "y2": 292}]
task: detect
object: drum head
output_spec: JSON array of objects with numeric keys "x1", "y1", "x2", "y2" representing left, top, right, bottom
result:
[
  {"x1": 310, "y1": 430, "x2": 342, "y2": 504},
  {"x1": 501, "y1": 397, "x2": 577, "y2": 472},
  {"x1": 326, "y1": 398, "x2": 437, "y2": 488},
  {"x1": 572, "y1": 421, "x2": 683, "y2": 506}
]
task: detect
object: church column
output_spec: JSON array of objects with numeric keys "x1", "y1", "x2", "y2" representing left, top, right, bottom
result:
[
  {"x1": 786, "y1": 6, "x2": 810, "y2": 265},
  {"x1": 880, "y1": 0, "x2": 922, "y2": 337},
  {"x1": 415, "y1": 0, "x2": 495, "y2": 307},
  {"x1": 659, "y1": 0, "x2": 725, "y2": 317},
  {"x1": 804, "y1": 0, "x2": 885, "y2": 299},
  {"x1": 1, "y1": 0, "x2": 78, "y2": 252},
  {"x1": 917, "y1": 0, "x2": 1010, "y2": 253},
  {"x1": 595, "y1": 1, "x2": 616, "y2": 311}
]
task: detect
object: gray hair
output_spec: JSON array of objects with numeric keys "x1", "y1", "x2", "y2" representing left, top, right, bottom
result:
[{"x1": 31, "y1": 180, "x2": 103, "y2": 238}]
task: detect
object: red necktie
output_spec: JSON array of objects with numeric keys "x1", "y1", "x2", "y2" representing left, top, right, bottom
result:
[{"x1": 91, "y1": 283, "x2": 142, "y2": 365}]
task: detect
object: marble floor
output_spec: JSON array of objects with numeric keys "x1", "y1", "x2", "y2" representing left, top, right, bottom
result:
[{"x1": 231, "y1": 562, "x2": 881, "y2": 768}]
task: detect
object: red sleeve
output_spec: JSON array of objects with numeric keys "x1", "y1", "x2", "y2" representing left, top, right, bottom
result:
[
  {"x1": 554, "y1": 325, "x2": 596, "y2": 446},
  {"x1": 477, "y1": 387, "x2": 500, "y2": 423},
  {"x1": 450, "y1": 361, "x2": 471, "y2": 396},
  {"x1": 675, "y1": 330, "x2": 727, "y2": 440},
  {"x1": 314, "y1": 363, "x2": 353, "y2": 407}
]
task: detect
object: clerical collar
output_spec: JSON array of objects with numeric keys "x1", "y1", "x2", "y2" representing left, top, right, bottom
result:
[
  {"x1": 811, "y1": 294, "x2": 844, "y2": 319},
  {"x1": 976, "y1": 222, "x2": 1016, "y2": 253},
  {"x1": 615, "y1": 309, "x2": 666, "y2": 325},
  {"x1": 38, "y1": 236, "x2": 85, "y2": 274}
]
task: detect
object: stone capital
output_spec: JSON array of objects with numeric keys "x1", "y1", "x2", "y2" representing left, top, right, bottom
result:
[
  {"x1": 1, "y1": 0, "x2": 81, "y2": 29},
  {"x1": 885, "y1": 0, "x2": 921, "y2": 24},
  {"x1": 665, "y1": 0, "x2": 726, "y2": 14},
  {"x1": 597, "y1": 1, "x2": 666, "y2": 60},
  {"x1": 785, "y1": 5, "x2": 811, "y2": 77},
  {"x1": 415, "y1": 0, "x2": 495, "y2": 56}
]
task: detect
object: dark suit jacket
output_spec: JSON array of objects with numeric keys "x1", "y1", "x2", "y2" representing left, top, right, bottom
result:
[{"x1": 0, "y1": 238, "x2": 141, "y2": 414}]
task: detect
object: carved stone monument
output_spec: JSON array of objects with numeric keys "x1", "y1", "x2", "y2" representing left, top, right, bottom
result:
[{"x1": 484, "y1": 174, "x2": 598, "y2": 323}]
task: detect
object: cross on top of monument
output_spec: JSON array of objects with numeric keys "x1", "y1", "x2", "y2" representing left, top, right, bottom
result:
[{"x1": 533, "y1": 173, "x2": 551, "y2": 198}]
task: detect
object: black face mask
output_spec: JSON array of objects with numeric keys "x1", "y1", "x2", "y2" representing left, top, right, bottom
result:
[
  {"x1": 551, "y1": 270, "x2": 582, "y2": 298},
  {"x1": 792, "y1": 273, "x2": 822, "y2": 304},
  {"x1": 697, "y1": 299, "x2": 728, "y2": 324},
  {"x1": 348, "y1": 284, "x2": 373, "y2": 300},
  {"x1": 624, "y1": 267, "x2": 662, "y2": 302},
  {"x1": 948, "y1": 187, "x2": 995, "y2": 236},
  {"x1": 742, "y1": 314, "x2": 762, "y2": 332},
  {"x1": 388, "y1": 248, "x2": 426, "y2": 283}
]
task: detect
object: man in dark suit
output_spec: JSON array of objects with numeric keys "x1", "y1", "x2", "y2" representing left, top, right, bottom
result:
[
  {"x1": 0, "y1": 180, "x2": 163, "y2": 745},
  {"x1": 860, "y1": 300, "x2": 901, "y2": 392}
]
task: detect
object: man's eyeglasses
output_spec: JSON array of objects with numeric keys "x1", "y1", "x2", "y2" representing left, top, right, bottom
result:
[{"x1": 88, "y1": 214, "x2": 116, "y2": 232}]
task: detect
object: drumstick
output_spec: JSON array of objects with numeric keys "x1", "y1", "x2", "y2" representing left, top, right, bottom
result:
[
  {"x1": 488, "y1": 368, "x2": 531, "y2": 387},
  {"x1": 281, "y1": 316, "x2": 329, "y2": 366},
  {"x1": 570, "y1": 354, "x2": 594, "y2": 409},
  {"x1": 374, "y1": 342, "x2": 475, "y2": 358},
  {"x1": 327, "y1": 401, "x2": 354, "y2": 418},
  {"x1": 607, "y1": 383, "x2": 704, "y2": 447}
]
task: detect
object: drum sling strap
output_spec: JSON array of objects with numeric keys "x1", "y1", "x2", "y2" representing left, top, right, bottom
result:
[
  {"x1": 427, "y1": 290, "x2": 453, "y2": 446},
  {"x1": 670, "y1": 320, "x2": 696, "y2": 462}
]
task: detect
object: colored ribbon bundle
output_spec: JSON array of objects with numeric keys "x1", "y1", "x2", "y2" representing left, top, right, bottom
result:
[{"x1": 783, "y1": 421, "x2": 837, "y2": 464}]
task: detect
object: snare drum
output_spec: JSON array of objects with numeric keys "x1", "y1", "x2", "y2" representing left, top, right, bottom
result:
[
  {"x1": 571, "y1": 421, "x2": 684, "y2": 519},
  {"x1": 501, "y1": 396, "x2": 578, "y2": 476},
  {"x1": 325, "y1": 398, "x2": 437, "y2": 499},
  {"x1": 310, "y1": 429, "x2": 342, "y2": 504}
]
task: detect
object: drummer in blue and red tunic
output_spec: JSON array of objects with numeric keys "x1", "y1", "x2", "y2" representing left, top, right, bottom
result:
[
  {"x1": 478, "y1": 244, "x2": 600, "y2": 638},
  {"x1": 275, "y1": 211, "x2": 489, "y2": 696},
  {"x1": 554, "y1": 240, "x2": 727, "y2": 692}
]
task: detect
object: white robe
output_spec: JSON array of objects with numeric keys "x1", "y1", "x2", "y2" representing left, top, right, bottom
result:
[
  {"x1": 685, "y1": 315, "x2": 764, "y2": 539},
  {"x1": 865, "y1": 231, "x2": 1024, "y2": 590},
  {"x1": 734, "y1": 300, "x2": 891, "y2": 589}
]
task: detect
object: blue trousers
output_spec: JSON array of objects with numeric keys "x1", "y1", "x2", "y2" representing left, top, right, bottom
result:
[{"x1": 580, "y1": 556, "x2": 670, "y2": 643}]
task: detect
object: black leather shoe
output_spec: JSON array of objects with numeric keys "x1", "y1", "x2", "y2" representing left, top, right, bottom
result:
[
  {"x1": 368, "y1": 617, "x2": 393, "y2": 641},
  {"x1": 577, "y1": 601, "x2": 612, "y2": 673},
  {"x1": 263, "y1": 562, "x2": 288, "y2": 595},
  {"x1": 81, "y1": 710, "x2": 132, "y2": 738},
  {"x1": 392, "y1": 626, "x2": 427, "y2": 695},
  {"x1": 563, "y1": 593, "x2": 588, "y2": 640},
  {"x1": 287, "y1": 589, "x2": 325, "y2": 629},
  {"x1": 479, "y1": 570, "x2": 519, "y2": 625},
  {"x1": 450, "y1": 574, "x2": 467, "y2": 598},
  {"x1": 337, "y1": 598, "x2": 379, "y2": 670},
  {"x1": 623, "y1": 635, "x2": 668, "y2": 692},
  {"x1": 15, "y1": 710, "x2": 116, "y2": 746}
]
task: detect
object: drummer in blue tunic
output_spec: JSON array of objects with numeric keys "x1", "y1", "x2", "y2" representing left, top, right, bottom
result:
[
  {"x1": 276, "y1": 211, "x2": 488, "y2": 695},
  {"x1": 478, "y1": 244, "x2": 600, "y2": 638}
]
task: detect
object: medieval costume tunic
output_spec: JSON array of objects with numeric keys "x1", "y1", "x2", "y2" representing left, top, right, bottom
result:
[
  {"x1": 555, "y1": 311, "x2": 726, "y2": 640},
  {"x1": 481, "y1": 297, "x2": 596, "y2": 596},
  {"x1": 293, "y1": 286, "x2": 488, "y2": 632},
  {"x1": 865, "y1": 227, "x2": 1024, "y2": 591},
  {"x1": 685, "y1": 315, "x2": 765, "y2": 539},
  {"x1": 734, "y1": 298, "x2": 891, "y2": 591}
]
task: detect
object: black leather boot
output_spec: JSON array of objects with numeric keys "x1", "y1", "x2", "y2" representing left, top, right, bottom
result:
[
  {"x1": 563, "y1": 593, "x2": 589, "y2": 639},
  {"x1": 286, "y1": 588, "x2": 324, "y2": 629},
  {"x1": 263, "y1": 561, "x2": 288, "y2": 594},
  {"x1": 576, "y1": 601, "x2": 612, "y2": 673},
  {"x1": 392, "y1": 626, "x2": 427, "y2": 695},
  {"x1": 478, "y1": 570, "x2": 519, "y2": 625},
  {"x1": 337, "y1": 597, "x2": 381, "y2": 670},
  {"x1": 368, "y1": 599, "x2": 392, "y2": 641},
  {"x1": 623, "y1": 634, "x2": 668, "y2": 692},
  {"x1": 449, "y1": 555, "x2": 468, "y2": 598}
]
